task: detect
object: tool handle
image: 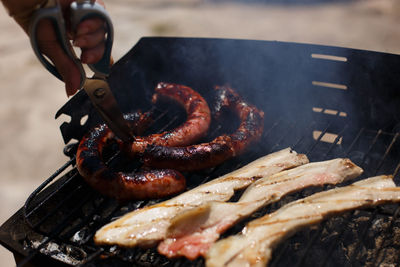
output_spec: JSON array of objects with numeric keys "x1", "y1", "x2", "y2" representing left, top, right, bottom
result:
[
  {"x1": 28, "y1": 1, "x2": 113, "y2": 88},
  {"x1": 70, "y1": 1, "x2": 114, "y2": 77},
  {"x1": 29, "y1": 2, "x2": 85, "y2": 88}
]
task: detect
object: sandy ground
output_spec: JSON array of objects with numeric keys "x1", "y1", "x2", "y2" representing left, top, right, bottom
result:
[{"x1": 0, "y1": 0, "x2": 399, "y2": 265}]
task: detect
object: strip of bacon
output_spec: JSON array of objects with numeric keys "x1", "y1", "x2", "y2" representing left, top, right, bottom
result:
[
  {"x1": 158, "y1": 158, "x2": 363, "y2": 259},
  {"x1": 94, "y1": 148, "x2": 308, "y2": 247},
  {"x1": 206, "y1": 175, "x2": 400, "y2": 267}
]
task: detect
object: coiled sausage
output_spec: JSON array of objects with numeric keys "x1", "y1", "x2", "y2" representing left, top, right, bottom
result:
[
  {"x1": 127, "y1": 82, "x2": 211, "y2": 156},
  {"x1": 142, "y1": 85, "x2": 264, "y2": 171},
  {"x1": 76, "y1": 112, "x2": 186, "y2": 201}
]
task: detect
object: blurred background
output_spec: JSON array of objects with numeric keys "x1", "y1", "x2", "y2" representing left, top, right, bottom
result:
[{"x1": 0, "y1": 0, "x2": 399, "y2": 265}]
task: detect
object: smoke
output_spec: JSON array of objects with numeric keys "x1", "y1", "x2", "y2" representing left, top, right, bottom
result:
[{"x1": 62, "y1": 37, "x2": 400, "y2": 161}]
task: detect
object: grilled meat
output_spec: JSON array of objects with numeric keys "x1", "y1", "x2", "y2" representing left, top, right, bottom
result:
[
  {"x1": 124, "y1": 82, "x2": 211, "y2": 156},
  {"x1": 158, "y1": 158, "x2": 363, "y2": 259},
  {"x1": 142, "y1": 85, "x2": 264, "y2": 171},
  {"x1": 94, "y1": 148, "x2": 308, "y2": 247},
  {"x1": 206, "y1": 175, "x2": 400, "y2": 267},
  {"x1": 76, "y1": 82, "x2": 212, "y2": 201},
  {"x1": 76, "y1": 112, "x2": 186, "y2": 201}
]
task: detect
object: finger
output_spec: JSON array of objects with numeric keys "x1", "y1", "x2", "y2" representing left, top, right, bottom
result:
[
  {"x1": 96, "y1": 0, "x2": 105, "y2": 8},
  {"x1": 36, "y1": 19, "x2": 81, "y2": 97},
  {"x1": 73, "y1": 26, "x2": 106, "y2": 49},
  {"x1": 75, "y1": 17, "x2": 105, "y2": 37},
  {"x1": 81, "y1": 42, "x2": 106, "y2": 64}
]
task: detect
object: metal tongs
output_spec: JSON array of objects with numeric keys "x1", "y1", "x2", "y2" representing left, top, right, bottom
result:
[{"x1": 29, "y1": 0, "x2": 133, "y2": 142}]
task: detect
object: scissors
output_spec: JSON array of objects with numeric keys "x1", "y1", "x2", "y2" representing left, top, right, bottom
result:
[{"x1": 28, "y1": 0, "x2": 134, "y2": 142}]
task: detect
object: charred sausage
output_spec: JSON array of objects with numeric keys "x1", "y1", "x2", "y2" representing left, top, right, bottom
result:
[
  {"x1": 76, "y1": 112, "x2": 186, "y2": 201},
  {"x1": 126, "y1": 82, "x2": 211, "y2": 156},
  {"x1": 142, "y1": 85, "x2": 264, "y2": 171}
]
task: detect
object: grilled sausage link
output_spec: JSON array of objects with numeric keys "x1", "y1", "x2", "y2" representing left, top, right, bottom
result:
[
  {"x1": 126, "y1": 82, "x2": 211, "y2": 156},
  {"x1": 142, "y1": 85, "x2": 264, "y2": 171},
  {"x1": 76, "y1": 112, "x2": 186, "y2": 201}
]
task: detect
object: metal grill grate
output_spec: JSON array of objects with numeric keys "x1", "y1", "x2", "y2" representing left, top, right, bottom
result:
[{"x1": 12, "y1": 111, "x2": 400, "y2": 266}]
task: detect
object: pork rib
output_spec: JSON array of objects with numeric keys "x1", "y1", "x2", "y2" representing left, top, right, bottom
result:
[
  {"x1": 206, "y1": 175, "x2": 400, "y2": 267},
  {"x1": 158, "y1": 158, "x2": 363, "y2": 259},
  {"x1": 94, "y1": 148, "x2": 308, "y2": 247}
]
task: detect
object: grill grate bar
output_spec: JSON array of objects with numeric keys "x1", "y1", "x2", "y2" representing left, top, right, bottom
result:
[
  {"x1": 81, "y1": 247, "x2": 104, "y2": 266},
  {"x1": 318, "y1": 212, "x2": 354, "y2": 267},
  {"x1": 262, "y1": 119, "x2": 284, "y2": 152},
  {"x1": 394, "y1": 162, "x2": 400, "y2": 178},
  {"x1": 323, "y1": 124, "x2": 348, "y2": 159},
  {"x1": 294, "y1": 224, "x2": 325, "y2": 267},
  {"x1": 32, "y1": 183, "x2": 84, "y2": 230},
  {"x1": 315, "y1": 124, "x2": 347, "y2": 161},
  {"x1": 269, "y1": 122, "x2": 296, "y2": 152},
  {"x1": 344, "y1": 127, "x2": 365, "y2": 157},
  {"x1": 149, "y1": 106, "x2": 169, "y2": 126},
  {"x1": 305, "y1": 122, "x2": 331, "y2": 156},
  {"x1": 24, "y1": 159, "x2": 75, "y2": 217},
  {"x1": 291, "y1": 122, "x2": 317, "y2": 151},
  {"x1": 155, "y1": 112, "x2": 180, "y2": 133},
  {"x1": 264, "y1": 118, "x2": 283, "y2": 139},
  {"x1": 24, "y1": 158, "x2": 75, "y2": 226},
  {"x1": 373, "y1": 132, "x2": 399, "y2": 176},
  {"x1": 360, "y1": 129, "x2": 382, "y2": 166},
  {"x1": 253, "y1": 119, "x2": 295, "y2": 157},
  {"x1": 347, "y1": 208, "x2": 380, "y2": 264},
  {"x1": 269, "y1": 242, "x2": 290, "y2": 267}
]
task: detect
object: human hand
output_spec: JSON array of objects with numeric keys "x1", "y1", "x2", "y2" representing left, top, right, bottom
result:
[
  {"x1": 1, "y1": 0, "x2": 108, "y2": 97},
  {"x1": 36, "y1": 0, "x2": 108, "y2": 97}
]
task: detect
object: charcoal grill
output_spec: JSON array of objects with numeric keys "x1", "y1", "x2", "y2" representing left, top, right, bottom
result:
[{"x1": 1, "y1": 37, "x2": 400, "y2": 267}]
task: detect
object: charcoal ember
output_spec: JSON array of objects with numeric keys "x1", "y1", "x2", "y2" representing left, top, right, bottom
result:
[
  {"x1": 109, "y1": 247, "x2": 171, "y2": 266},
  {"x1": 392, "y1": 226, "x2": 400, "y2": 246},
  {"x1": 29, "y1": 239, "x2": 86, "y2": 265},
  {"x1": 71, "y1": 226, "x2": 92, "y2": 245},
  {"x1": 135, "y1": 248, "x2": 167, "y2": 266}
]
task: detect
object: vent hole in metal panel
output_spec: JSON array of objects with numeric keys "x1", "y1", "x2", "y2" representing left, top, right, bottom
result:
[
  {"x1": 312, "y1": 81, "x2": 348, "y2": 90},
  {"x1": 313, "y1": 130, "x2": 343, "y2": 144},
  {"x1": 311, "y1": 53, "x2": 348, "y2": 62}
]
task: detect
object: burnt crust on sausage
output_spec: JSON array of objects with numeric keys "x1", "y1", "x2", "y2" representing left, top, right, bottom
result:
[
  {"x1": 142, "y1": 85, "x2": 264, "y2": 171},
  {"x1": 127, "y1": 82, "x2": 211, "y2": 156},
  {"x1": 76, "y1": 112, "x2": 186, "y2": 201}
]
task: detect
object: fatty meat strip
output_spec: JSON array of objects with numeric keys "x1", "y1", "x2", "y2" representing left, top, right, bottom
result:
[
  {"x1": 159, "y1": 158, "x2": 363, "y2": 259},
  {"x1": 94, "y1": 148, "x2": 308, "y2": 247},
  {"x1": 206, "y1": 175, "x2": 400, "y2": 267}
]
